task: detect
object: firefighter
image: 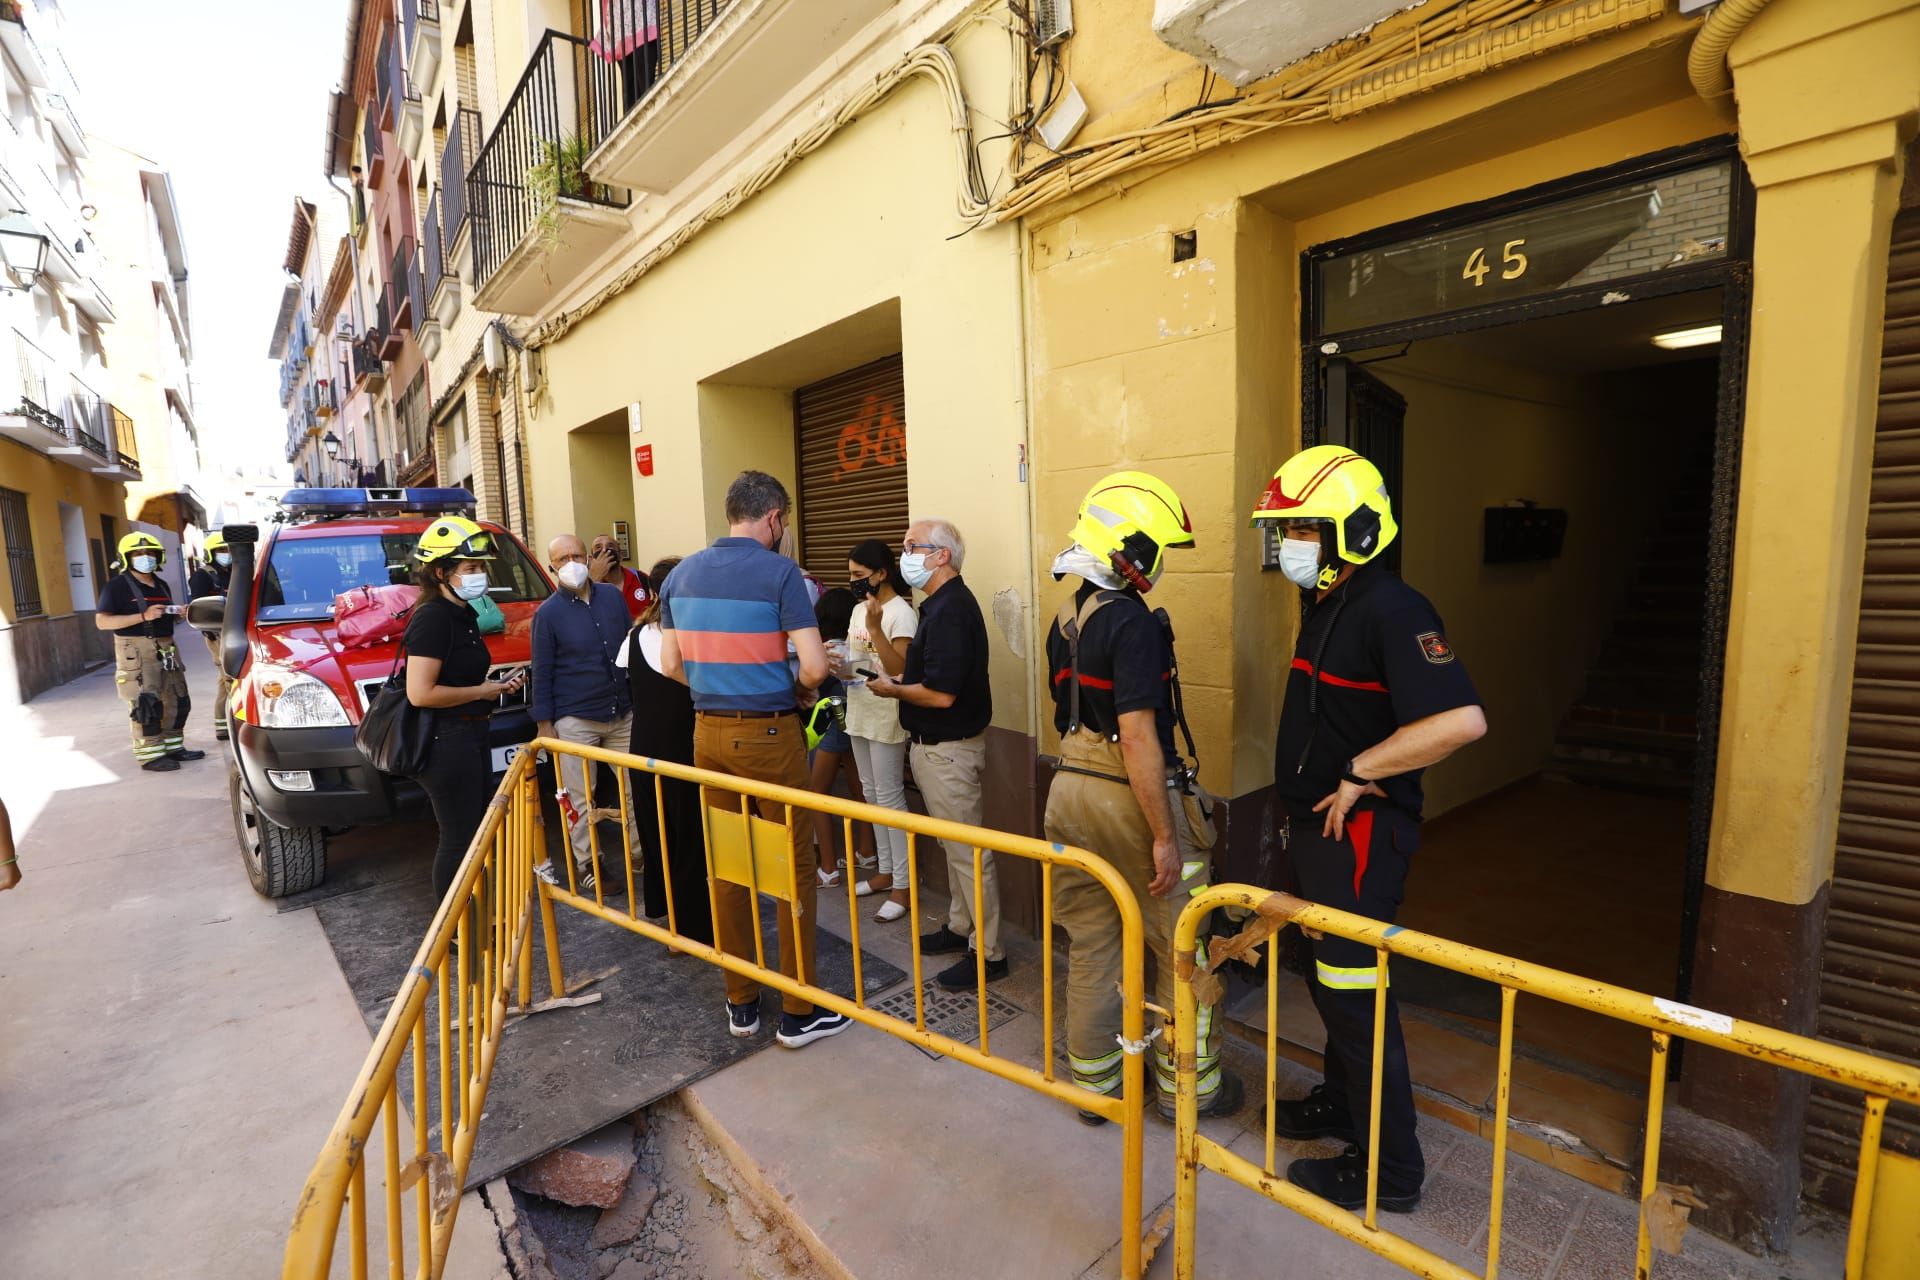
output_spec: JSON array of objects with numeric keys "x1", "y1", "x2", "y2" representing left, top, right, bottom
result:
[
  {"x1": 1044, "y1": 472, "x2": 1242, "y2": 1124},
  {"x1": 1251, "y1": 445, "x2": 1486, "y2": 1214},
  {"x1": 96, "y1": 531, "x2": 205, "y2": 772},
  {"x1": 188, "y1": 530, "x2": 234, "y2": 741}
]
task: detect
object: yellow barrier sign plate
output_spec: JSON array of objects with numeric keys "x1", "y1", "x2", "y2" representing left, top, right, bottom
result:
[{"x1": 705, "y1": 805, "x2": 796, "y2": 901}]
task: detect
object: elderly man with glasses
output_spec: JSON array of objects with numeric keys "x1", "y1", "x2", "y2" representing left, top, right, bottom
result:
[{"x1": 867, "y1": 518, "x2": 1004, "y2": 988}]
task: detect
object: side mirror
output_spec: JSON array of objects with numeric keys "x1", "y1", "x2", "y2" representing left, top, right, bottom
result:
[{"x1": 186, "y1": 595, "x2": 225, "y2": 634}]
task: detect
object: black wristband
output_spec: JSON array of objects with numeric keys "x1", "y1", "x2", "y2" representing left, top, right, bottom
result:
[{"x1": 1341, "y1": 759, "x2": 1371, "y2": 787}]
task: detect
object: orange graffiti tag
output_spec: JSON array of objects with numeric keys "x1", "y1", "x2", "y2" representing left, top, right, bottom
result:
[{"x1": 835, "y1": 394, "x2": 905, "y2": 477}]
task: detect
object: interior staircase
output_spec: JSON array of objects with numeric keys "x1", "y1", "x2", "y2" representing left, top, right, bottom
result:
[{"x1": 1546, "y1": 437, "x2": 1714, "y2": 793}]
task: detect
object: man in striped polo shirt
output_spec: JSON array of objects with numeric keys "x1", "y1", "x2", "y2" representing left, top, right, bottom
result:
[{"x1": 658, "y1": 471, "x2": 849, "y2": 1050}]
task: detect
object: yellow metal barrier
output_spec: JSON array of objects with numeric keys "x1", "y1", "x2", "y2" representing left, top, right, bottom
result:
[
  {"x1": 287, "y1": 737, "x2": 1152, "y2": 1279},
  {"x1": 1170, "y1": 885, "x2": 1920, "y2": 1280}
]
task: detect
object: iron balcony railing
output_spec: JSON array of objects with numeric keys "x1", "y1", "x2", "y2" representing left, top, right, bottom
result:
[
  {"x1": 9, "y1": 331, "x2": 63, "y2": 433},
  {"x1": 65, "y1": 389, "x2": 109, "y2": 459},
  {"x1": 441, "y1": 105, "x2": 480, "y2": 243},
  {"x1": 401, "y1": 0, "x2": 439, "y2": 50},
  {"x1": 110, "y1": 404, "x2": 137, "y2": 471},
  {"x1": 397, "y1": 368, "x2": 429, "y2": 461},
  {"x1": 467, "y1": 30, "x2": 630, "y2": 290},
  {"x1": 351, "y1": 333, "x2": 385, "y2": 384},
  {"x1": 586, "y1": 0, "x2": 736, "y2": 120},
  {"x1": 375, "y1": 24, "x2": 395, "y2": 124},
  {"x1": 388, "y1": 21, "x2": 419, "y2": 111},
  {"x1": 422, "y1": 190, "x2": 447, "y2": 302},
  {"x1": 389, "y1": 235, "x2": 423, "y2": 330},
  {"x1": 363, "y1": 108, "x2": 384, "y2": 178}
]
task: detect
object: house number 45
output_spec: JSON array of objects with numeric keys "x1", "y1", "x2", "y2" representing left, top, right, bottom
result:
[{"x1": 1463, "y1": 238, "x2": 1529, "y2": 286}]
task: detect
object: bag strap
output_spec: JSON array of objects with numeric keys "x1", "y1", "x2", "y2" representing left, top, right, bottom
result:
[{"x1": 1153, "y1": 605, "x2": 1201, "y2": 772}]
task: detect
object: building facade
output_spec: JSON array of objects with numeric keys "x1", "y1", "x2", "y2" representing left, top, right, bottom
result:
[
  {"x1": 0, "y1": 0, "x2": 196, "y2": 703},
  {"x1": 287, "y1": 0, "x2": 1920, "y2": 1253}
]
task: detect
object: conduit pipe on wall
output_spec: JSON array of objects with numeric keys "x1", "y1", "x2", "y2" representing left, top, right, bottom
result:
[
  {"x1": 1688, "y1": 0, "x2": 1775, "y2": 99},
  {"x1": 529, "y1": 44, "x2": 991, "y2": 350}
]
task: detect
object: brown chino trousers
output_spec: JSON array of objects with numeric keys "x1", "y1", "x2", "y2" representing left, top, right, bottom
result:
[{"x1": 694, "y1": 711, "x2": 817, "y2": 1016}]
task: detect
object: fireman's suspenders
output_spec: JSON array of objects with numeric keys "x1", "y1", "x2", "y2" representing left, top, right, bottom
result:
[{"x1": 1056, "y1": 590, "x2": 1202, "y2": 787}]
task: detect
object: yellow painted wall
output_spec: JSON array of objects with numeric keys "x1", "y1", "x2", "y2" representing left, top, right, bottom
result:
[
  {"x1": 0, "y1": 441, "x2": 125, "y2": 623},
  {"x1": 523, "y1": 19, "x2": 1034, "y2": 729},
  {"x1": 564, "y1": 423, "x2": 631, "y2": 554},
  {"x1": 1024, "y1": 23, "x2": 1731, "y2": 802}
]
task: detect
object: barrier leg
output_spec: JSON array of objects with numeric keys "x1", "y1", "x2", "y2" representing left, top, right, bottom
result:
[{"x1": 538, "y1": 881, "x2": 566, "y2": 998}]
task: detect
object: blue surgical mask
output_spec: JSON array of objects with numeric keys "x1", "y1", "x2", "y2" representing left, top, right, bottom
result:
[
  {"x1": 899, "y1": 553, "x2": 932, "y2": 590},
  {"x1": 1278, "y1": 539, "x2": 1324, "y2": 590},
  {"x1": 131, "y1": 554, "x2": 158, "y2": 574},
  {"x1": 213, "y1": 552, "x2": 231, "y2": 568},
  {"x1": 453, "y1": 573, "x2": 490, "y2": 601}
]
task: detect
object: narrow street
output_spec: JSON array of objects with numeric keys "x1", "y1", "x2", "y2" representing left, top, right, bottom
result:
[{"x1": 0, "y1": 641, "x2": 504, "y2": 1278}]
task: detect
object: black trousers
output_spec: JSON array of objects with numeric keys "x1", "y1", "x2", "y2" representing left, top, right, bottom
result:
[
  {"x1": 1288, "y1": 801, "x2": 1424, "y2": 1192},
  {"x1": 418, "y1": 714, "x2": 492, "y2": 900}
]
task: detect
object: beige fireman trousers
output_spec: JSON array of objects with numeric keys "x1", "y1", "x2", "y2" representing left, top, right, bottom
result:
[
  {"x1": 1044, "y1": 729, "x2": 1222, "y2": 1101},
  {"x1": 114, "y1": 635, "x2": 191, "y2": 764}
]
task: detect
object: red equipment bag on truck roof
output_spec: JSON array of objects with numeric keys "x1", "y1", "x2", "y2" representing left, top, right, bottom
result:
[{"x1": 335, "y1": 584, "x2": 421, "y2": 650}]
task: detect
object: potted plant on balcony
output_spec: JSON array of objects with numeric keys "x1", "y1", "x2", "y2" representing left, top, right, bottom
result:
[{"x1": 526, "y1": 135, "x2": 609, "y2": 264}]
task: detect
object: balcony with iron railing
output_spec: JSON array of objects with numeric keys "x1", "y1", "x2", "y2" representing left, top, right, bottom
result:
[
  {"x1": 363, "y1": 105, "x2": 386, "y2": 185},
  {"x1": 583, "y1": 0, "x2": 888, "y2": 194},
  {"x1": 110, "y1": 404, "x2": 137, "y2": 473},
  {"x1": 403, "y1": 0, "x2": 441, "y2": 100},
  {"x1": 351, "y1": 332, "x2": 387, "y2": 390},
  {"x1": 0, "y1": 336, "x2": 140, "y2": 479},
  {"x1": 375, "y1": 24, "x2": 397, "y2": 128},
  {"x1": 389, "y1": 19, "x2": 425, "y2": 155},
  {"x1": 422, "y1": 190, "x2": 448, "y2": 305},
  {"x1": 467, "y1": 31, "x2": 631, "y2": 314},
  {"x1": 0, "y1": 1, "x2": 51, "y2": 90},
  {"x1": 441, "y1": 106, "x2": 480, "y2": 246}
]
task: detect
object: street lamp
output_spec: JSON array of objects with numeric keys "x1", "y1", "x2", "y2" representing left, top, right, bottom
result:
[
  {"x1": 0, "y1": 210, "x2": 51, "y2": 293},
  {"x1": 321, "y1": 430, "x2": 361, "y2": 486}
]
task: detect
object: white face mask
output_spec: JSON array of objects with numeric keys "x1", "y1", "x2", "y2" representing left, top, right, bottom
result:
[
  {"x1": 557, "y1": 561, "x2": 590, "y2": 591},
  {"x1": 453, "y1": 573, "x2": 491, "y2": 601},
  {"x1": 899, "y1": 552, "x2": 933, "y2": 590},
  {"x1": 1278, "y1": 539, "x2": 1325, "y2": 590},
  {"x1": 213, "y1": 552, "x2": 231, "y2": 568},
  {"x1": 131, "y1": 554, "x2": 158, "y2": 574}
]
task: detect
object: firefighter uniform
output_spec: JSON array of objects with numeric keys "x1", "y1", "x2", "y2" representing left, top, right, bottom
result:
[
  {"x1": 1253, "y1": 445, "x2": 1482, "y2": 1212},
  {"x1": 99, "y1": 565, "x2": 193, "y2": 768},
  {"x1": 188, "y1": 531, "x2": 233, "y2": 740},
  {"x1": 1043, "y1": 472, "x2": 1236, "y2": 1119}
]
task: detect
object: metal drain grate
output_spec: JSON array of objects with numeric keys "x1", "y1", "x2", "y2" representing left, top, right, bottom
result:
[{"x1": 870, "y1": 982, "x2": 1025, "y2": 1060}]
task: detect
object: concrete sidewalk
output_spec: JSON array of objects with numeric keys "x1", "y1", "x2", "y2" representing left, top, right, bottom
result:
[
  {"x1": 0, "y1": 644, "x2": 505, "y2": 1278},
  {"x1": 667, "y1": 872, "x2": 1841, "y2": 1279}
]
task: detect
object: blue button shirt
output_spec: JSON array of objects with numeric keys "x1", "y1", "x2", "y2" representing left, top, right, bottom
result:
[{"x1": 531, "y1": 583, "x2": 633, "y2": 724}]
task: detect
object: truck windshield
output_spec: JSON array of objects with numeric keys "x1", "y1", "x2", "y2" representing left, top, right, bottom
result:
[{"x1": 254, "y1": 532, "x2": 550, "y2": 622}]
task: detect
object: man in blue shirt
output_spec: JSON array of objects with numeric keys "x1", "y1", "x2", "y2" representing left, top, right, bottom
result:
[
  {"x1": 658, "y1": 470, "x2": 848, "y2": 1050},
  {"x1": 534, "y1": 532, "x2": 639, "y2": 895}
]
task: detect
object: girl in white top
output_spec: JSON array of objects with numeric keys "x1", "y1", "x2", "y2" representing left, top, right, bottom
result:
[{"x1": 840, "y1": 540, "x2": 918, "y2": 921}]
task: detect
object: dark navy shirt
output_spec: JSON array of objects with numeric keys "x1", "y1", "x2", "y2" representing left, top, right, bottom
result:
[
  {"x1": 900, "y1": 576, "x2": 992, "y2": 744},
  {"x1": 1274, "y1": 566, "x2": 1479, "y2": 821},
  {"x1": 531, "y1": 583, "x2": 632, "y2": 724}
]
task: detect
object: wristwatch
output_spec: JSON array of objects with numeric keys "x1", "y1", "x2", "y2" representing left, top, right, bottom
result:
[{"x1": 1341, "y1": 758, "x2": 1372, "y2": 788}]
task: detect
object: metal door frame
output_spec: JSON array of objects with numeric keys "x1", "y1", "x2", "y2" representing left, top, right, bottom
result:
[{"x1": 1296, "y1": 136, "x2": 1756, "y2": 1004}]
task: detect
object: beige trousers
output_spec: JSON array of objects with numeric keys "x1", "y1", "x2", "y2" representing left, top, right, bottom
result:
[
  {"x1": 909, "y1": 733, "x2": 1003, "y2": 962},
  {"x1": 1044, "y1": 729, "x2": 1222, "y2": 1100},
  {"x1": 554, "y1": 713, "x2": 640, "y2": 865}
]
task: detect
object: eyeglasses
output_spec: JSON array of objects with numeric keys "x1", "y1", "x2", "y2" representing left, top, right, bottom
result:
[{"x1": 903, "y1": 542, "x2": 939, "y2": 554}]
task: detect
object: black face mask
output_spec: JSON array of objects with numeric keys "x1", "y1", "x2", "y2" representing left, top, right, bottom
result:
[{"x1": 849, "y1": 578, "x2": 876, "y2": 601}]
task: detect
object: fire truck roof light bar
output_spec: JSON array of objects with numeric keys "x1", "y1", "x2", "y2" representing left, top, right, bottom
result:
[{"x1": 279, "y1": 487, "x2": 478, "y2": 517}]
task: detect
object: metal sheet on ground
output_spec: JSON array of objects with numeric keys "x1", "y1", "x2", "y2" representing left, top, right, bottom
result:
[{"x1": 315, "y1": 874, "x2": 906, "y2": 1188}]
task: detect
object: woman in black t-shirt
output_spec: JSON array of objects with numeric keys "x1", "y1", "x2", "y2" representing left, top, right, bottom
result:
[{"x1": 404, "y1": 517, "x2": 525, "y2": 898}]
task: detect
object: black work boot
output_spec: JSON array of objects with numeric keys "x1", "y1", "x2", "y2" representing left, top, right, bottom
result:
[
  {"x1": 1270, "y1": 1083, "x2": 1357, "y2": 1142},
  {"x1": 166, "y1": 747, "x2": 207, "y2": 762},
  {"x1": 142, "y1": 756, "x2": 181, "y2": 772},
  {"x1": 1286, "y1": 1145, "x2": 1421, "y2": 1213}
]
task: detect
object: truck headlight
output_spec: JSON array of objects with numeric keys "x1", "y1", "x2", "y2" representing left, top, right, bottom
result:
[{"x1": 253, "y1": 664, "x2": 350, "y2": 729}]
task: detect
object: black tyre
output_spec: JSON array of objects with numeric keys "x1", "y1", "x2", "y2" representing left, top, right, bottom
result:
[{"x1": 229, "y1": 766, "x2": 326, "y2": 897}]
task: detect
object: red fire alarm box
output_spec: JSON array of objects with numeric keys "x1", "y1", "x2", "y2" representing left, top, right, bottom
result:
[{"x1": 634, "y1": 444, "x2": 654, "y2": 477}]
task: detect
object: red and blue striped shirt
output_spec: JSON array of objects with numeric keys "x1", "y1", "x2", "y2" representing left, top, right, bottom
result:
[{"x1": 657, "y1": 538, "x2": 816, "y2": 712}]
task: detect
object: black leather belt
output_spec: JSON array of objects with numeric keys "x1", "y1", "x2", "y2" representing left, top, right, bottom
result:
[{"x1": 699, "y1": 708, "x2": 796, "y2": 720}]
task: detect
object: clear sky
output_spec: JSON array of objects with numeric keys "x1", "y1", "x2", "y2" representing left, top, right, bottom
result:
[{"x1": 63, "y1": 0, "x2": 352, "y2": 483}]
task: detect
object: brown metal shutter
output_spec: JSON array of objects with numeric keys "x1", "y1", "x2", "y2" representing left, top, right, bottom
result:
[
  {"x1": 1804, "y1": 207, "x2": 1920, "y2": 1212},
  {"x1": 795, "y1": 355, "x2": 908, "y2": 584}
]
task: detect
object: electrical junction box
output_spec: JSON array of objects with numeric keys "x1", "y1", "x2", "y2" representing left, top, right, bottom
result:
[{"x1": 1483, "y1": 504, "x2": 1567, "y2": 564}]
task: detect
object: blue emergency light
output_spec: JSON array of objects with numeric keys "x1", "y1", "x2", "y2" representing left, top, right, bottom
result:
[{"x1": 279, "y1": 487, "x2": 478, "y2": 518}]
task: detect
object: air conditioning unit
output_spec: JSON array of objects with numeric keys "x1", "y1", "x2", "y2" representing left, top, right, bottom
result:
[
  {"x1": 336, "y1": 318, "x2": 354, "y2": 338},
  {"x1": 1033, "y1": 0, "x2": 1073, "y2": 47}
]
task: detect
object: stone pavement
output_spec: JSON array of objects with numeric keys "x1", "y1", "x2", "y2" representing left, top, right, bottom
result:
[{"x1": 0, "y1": 644, "x2": 506, "y2": 1279}]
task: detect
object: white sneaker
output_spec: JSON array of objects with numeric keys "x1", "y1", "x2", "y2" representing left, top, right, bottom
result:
[{"x1": 533, "y1": 861, "x2": 562, "y2": 887}]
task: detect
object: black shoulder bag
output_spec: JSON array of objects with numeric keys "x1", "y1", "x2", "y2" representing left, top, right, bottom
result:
[{"x1": 354, "y1": 640, "x2": 436, "y2": 777}]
